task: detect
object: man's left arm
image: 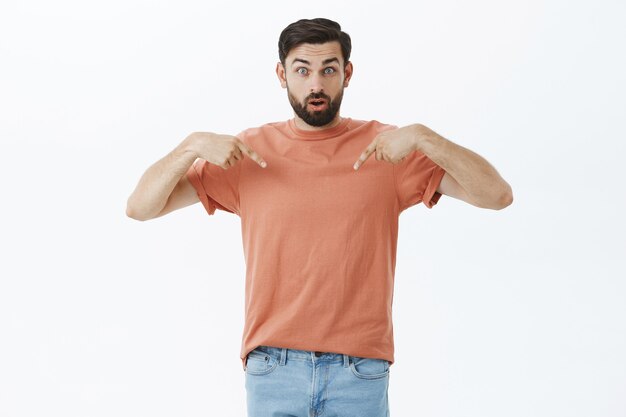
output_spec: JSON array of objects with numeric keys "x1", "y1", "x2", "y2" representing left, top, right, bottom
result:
[{"x1": 410, "y1": 123, "x2": 513, "y2": 210}]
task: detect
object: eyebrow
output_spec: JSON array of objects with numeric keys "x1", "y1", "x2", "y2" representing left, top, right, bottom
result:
[{"x1": 291, "y1": 57, "x2": 340, "y2": 67}]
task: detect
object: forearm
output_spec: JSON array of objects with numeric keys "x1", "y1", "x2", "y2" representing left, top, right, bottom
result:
[
  {"x1": 126, "y1": 135, "x2": 198, "y2": 220},
  {"x1": 411, "y1": 124, "x2": 512, "y2": 208}
]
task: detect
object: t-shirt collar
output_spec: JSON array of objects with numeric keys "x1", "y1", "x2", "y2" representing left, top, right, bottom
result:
[{"x1": 287, "y1": 117, "x2": 351, "y2": 141}]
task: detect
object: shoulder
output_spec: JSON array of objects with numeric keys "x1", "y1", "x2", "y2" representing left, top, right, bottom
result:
[
  {"x1": 347, "y1": 118, "x2": 399, "y2": 134},
  {"x1": 235, "y1": 120, "x2": 287, "y2": 140}
]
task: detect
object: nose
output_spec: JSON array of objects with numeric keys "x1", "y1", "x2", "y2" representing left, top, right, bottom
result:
[{"x1": 307, "y1": 72, "x2": 325, "y2": 94}]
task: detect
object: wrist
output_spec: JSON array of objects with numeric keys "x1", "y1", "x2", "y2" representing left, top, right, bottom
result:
[
  {"x1": 180, "y1": 133, "x2": 201, "y2": 158},
  {"x1": 411, "y1": 123, "x2": 438, "y2": 154},
  {"x1": 410, "y1": 123, "x2": 427, "y2": 152}
]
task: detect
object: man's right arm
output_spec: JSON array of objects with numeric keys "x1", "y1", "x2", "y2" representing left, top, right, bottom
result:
[
  {"x1": 126, "y1": 132, "x2": 266, "y2": 221},
  {"x1": 126, "y1": 134, "x2": 200, "y2": 221}
]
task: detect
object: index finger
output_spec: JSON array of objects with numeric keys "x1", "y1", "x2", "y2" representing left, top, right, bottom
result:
[
  {"x1": 237, "y1": 140, "x2": 267, "y2": 168},
  {"x1": 353, "y1": 139, "x2": 377, "y2": 170}
]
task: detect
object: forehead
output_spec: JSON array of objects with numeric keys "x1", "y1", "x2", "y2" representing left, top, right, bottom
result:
[{"x1": 287, "y1": 41, "x2": 342, "y2": 65}]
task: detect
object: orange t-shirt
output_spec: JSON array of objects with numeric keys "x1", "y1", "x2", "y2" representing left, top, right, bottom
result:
[{"x1": 185, "y1": 117, "x2": 446, "y2": 370}]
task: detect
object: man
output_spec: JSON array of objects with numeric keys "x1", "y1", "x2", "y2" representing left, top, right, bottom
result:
[{"x1": 127, "y1": 17, "x2": 512, "y2": 417}]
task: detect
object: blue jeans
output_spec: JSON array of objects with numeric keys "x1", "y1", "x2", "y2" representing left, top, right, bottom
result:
[{"x1": 244, "y1": 345, "x2": 391, "y2": 417}]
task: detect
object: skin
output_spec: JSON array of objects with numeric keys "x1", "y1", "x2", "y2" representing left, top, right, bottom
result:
[
  {"x1": 277, "y1": 41, "x2": 512, "y2": 210},
  {"x1": 276, "y1": 41, "x2": 353, "y2": 131},
  {"x1": 354, "y1": 123, "x2": 513, "y2": 209},
  {"x1": 127, "y1": 40, "x2": 512, "y2": 221}
]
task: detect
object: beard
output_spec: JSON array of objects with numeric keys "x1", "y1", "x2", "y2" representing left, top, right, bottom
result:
[{"x1": 287, "y1": 86, "x2": 343, "y2": 127}]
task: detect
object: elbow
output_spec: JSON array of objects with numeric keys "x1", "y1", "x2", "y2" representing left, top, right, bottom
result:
[
  {"x1": 473, "y1": 183, "x2": 513, "y2": 210},
  {"x1": 477, "y1": 184, "x2": 513, "y2": 210},
  {"x1": 126, "y1": 201, "x2": 152, "y2": 221},
  {"x1": 495, "y1": 185, "x2": 513, "y2": 210},
  {"x1": 126, "y1": 205, "x2": 144, "y2": 221}
]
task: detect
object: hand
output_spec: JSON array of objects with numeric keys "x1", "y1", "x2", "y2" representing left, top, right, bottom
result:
[
  {"x1": 186, "y1": 132, "x2": 267, "y2": 169},
  {"x1": 353, "y1": 124, "x2": 418, "y2": 170}
]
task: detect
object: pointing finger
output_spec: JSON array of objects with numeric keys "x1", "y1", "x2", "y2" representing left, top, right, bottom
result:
[
  {"x1": 237, "y1": 141, "x2": 267, "y2": 168},
  {"x1": 353, "y1": 138, "x2": 378, "y2": 170}
]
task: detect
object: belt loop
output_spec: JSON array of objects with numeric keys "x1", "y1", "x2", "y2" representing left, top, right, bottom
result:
[
  {"x1": 343, "y1": 353, "x2": 349, "y2": 368},
  {"x1": 280, "y1": 347, "x2": 287, "y2": 366}
]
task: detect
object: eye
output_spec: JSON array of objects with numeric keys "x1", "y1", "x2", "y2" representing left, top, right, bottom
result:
[
  {"x1": 324, "y1": 67, "x2": 336, "y2": 74},
  {"x1": 296, "y1": 67, "x2": 308, "y2": 75}
]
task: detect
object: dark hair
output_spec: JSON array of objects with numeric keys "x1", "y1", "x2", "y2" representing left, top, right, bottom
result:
[{"x1": 278, "y1": 18, "x2": 352, "y2": 68}]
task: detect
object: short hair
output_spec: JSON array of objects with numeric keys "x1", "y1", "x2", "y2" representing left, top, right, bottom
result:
[{"x1": 278, "y1": 18, "x2": 352, "y2": 68}]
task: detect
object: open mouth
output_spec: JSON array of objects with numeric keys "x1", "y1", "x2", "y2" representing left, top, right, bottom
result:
[{"x1": 308, "y1": 99, "x2": 328, "y2": 109}]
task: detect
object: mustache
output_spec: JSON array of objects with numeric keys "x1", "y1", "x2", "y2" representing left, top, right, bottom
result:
[{"x1": 307, "y1": 93, "x2": 331, "y2": 102}]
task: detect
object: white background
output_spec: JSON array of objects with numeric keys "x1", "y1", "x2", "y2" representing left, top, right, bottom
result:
[{"x1": 1, "y1": 1, "x2": 625, "y2": 416}]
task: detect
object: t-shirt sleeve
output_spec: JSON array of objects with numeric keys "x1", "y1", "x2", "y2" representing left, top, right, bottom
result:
[
  {"x1": 185, "y1": 154, "x2": 241, "y2": 216},
  {"x1": 393, "y1": 146, "x2": 446, "y2": 212}
]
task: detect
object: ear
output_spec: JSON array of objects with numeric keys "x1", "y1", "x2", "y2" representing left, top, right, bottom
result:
[
  {"x1": 276, "y1": 62, "x2": 287, "y2": 89},
  {"x1": 343, "y1": 61, "x2": 353, "y2": 88}
]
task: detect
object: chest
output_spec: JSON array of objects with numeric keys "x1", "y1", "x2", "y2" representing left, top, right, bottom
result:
[{"x1": 239, "y1": 154, "x2": 398, "y2": 223}]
